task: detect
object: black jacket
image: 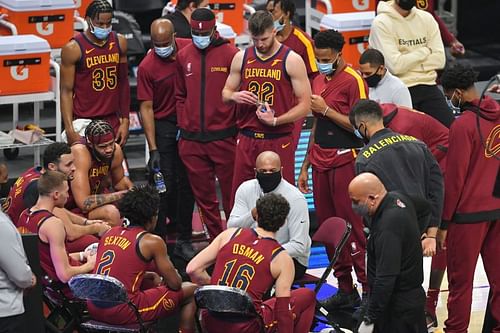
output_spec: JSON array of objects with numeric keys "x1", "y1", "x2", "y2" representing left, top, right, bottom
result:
[{"x1": 355, "y1": 128, "x2": 444, "y2": 229}]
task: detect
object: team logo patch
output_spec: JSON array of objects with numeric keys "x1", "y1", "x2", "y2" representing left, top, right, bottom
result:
[
  {"x1": 396, "y1": 199, "x2": 406, "y2": 208},
  {"x1": 271, "y1": 59, "x2": 282, "y2": 67},
  {"x1": 162, "y1": 297, "x2": 176, "y2": 311},
  {"x1": 485, "y1": 124, "x2": 500, "y2": 158},
  {"x1": 416, "y1": 0, "x2": 428, "y2": 10},
  {"x1": 109, "y1": 42, "x2": 115, "y2": 51}
]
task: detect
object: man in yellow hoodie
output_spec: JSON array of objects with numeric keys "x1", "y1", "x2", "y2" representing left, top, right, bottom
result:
[{"x1": 369, "y1": 0, "x2": 454, "y2": 128}]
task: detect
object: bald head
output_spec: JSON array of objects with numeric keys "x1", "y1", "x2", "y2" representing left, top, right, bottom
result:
[
  {"x1": 255, "y1": 151, "x2": 281, "y2": 170},
  {"x1": 151, "y1": 18, "x2": 175, "y2": 48},
  {"x1": 151, "y1": 18, "x2": 174, "y2": 37},
  {"x1": 348, "y1": 173, "x2": 387, "y2": 217}
]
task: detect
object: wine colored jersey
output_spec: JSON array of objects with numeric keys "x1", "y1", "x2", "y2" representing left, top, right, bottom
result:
[
  {"x1": 211, "y1": 228, "x2": 284, "y2": 310},
  {"x1": 281, "y1": 26, "x2": 318, "y2": 80},
  {"x1": 136, "y1": 38, "x2": 191, "y2": 120},
  {"x1": 3, "y1": 167, "x2": 42, "y2": 224},
  {"x1": 381, "y1": 103, "x2": 449, "y2": 169},
  {"x1": 18, "y1": 209, "x2": 59, "y2": 281},
  {"x1": 93, "y1": 226, "x2": 150, "y2": 294},
  {"x1": 72, "y1": 32, "x2": 121, "y2": 118},
  {"x1": 66, "y1": 144, "x2": 111, "y2": 210},
  {"x1": 238, "y1": 45, "x2": 296, "y2": 134},
  {"x1": 309, "y1": 65, "x2": 368, "y2": 171}
]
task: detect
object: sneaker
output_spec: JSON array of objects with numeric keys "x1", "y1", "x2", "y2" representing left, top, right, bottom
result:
[
  {"x1": 174, "y1": 240, "x2": 197, "y2": 261},
  {"x1": 426, "y1": 311, "x2": 438, "y2": 332},
  {"x1": 319, "y1": 288, "x2": 361, "y2": 311},
  {"x1": 352, "y1": 292, "x2": 369, "y2": 322}
]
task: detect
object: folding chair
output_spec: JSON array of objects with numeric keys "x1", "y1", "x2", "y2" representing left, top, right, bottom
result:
[
  {"x1": 42, "y1": 274, "x2": 86, "y2": 333},
  {"x1": 194, "y1": 285, "x2": 265, "y2": 333},
  {"x1": 294, "y1": 217, "x2": 352, "y2": 333},
  {"x1": 68, "y1": 274, "x2": 156, "y2": 333}
]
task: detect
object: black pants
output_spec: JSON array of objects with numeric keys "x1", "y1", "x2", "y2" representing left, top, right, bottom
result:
[
  {"x1": 153, "y1": 119, "x2": 195, "y2": 240},
  {"x1": 375, "y1": 287, "x2": 427, "y2": 333},
  {"x1": 409, "y1": 84, "x2": 454, "y2": 128},
  {"x1": 294, "y1": 259, "x2": 307, "y2": 281},
  {"x1": 0, "y1": 313, "x2": 25, "y2": 333}
]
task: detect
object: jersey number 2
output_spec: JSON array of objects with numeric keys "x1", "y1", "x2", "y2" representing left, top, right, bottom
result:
[
  {"x1": 217, "y1": 259, "x2": 255, "y2": 291},
  {"x1": 96, "y1": 250, "x2": 115, "y2": 276}
]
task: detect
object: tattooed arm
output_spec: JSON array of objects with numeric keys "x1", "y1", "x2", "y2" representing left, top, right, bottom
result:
[
  {"x1": 81, "y1": 190, "x2": 128, "y2": 212},
  {"x1": 71, "y1": 144, "x2": 128, "y2": 213}
]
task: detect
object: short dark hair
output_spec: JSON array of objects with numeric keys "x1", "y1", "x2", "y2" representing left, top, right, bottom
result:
[
  {"x1": 256, "y1": 193, "x2": 290, "y2": 232},
  {"x1": 85, "y1": 0, "x2": 113, "y2": 20},
  {"x1": 38, "y1": 170, "x2": 67, "y2": 197},
  {"x1": 273, "y1": 0, "x2": 295, "y2": 19},
  {"x1": 42, "y1": 142, "x2": 71, "y2": 169},
  {"x1": 359, "y1": 48, "x2": 385, "y2": 67},
  {"x1": 191, "y1": 7, "x2": 215, "y2": 22},
  {"x1": 350, "y1": 99, "x2": 383, "y2": 126},
  {"x1": 176, "y1": 0, "x2": 205, "y2": 11},
  {"x1": 118, "y1": 185, "x2": 160, "y2": 227},
  {"x1": 440, "y1": 63, "x2": 478, "y2": 91},
  {"x1": 249, "y1": 10, "x2": 274, "y2": 36},
  {"x1": 314, "y1": 29, "x2": 345, "y2": 52}
]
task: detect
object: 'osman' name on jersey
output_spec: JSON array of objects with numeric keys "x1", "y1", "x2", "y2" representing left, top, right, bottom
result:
[
  {"x1": 232, "y1": 243, "x2": 265, "y2": 265},
  {"x1": 86, "y1": 53, "x2": 119, "y2": 69},
  {"x1": 362, "y1": 134, "x2": 418, "y2": 158},
  {"x1": 244, "y1": 68, "x2": 281, "y2": 80},
  {"x1": 103, "y1": 235, "x2": 131, "y2": 250}
]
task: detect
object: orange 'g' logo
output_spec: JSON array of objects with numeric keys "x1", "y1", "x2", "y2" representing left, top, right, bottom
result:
[
  {"x1": 485, "y1": 124, "x2": 500, "y2": 158},
  {"x1": 416, "y1": 0, "x2": 428, "y2": 10}
]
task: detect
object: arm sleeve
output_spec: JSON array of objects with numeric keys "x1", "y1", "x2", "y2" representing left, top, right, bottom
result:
[
  {"x1": 136, "y1": 62, "x2": 154, "y2": 102},
  {"x1": 227, "y1": 184, "x2": 256, "y2": 229},
  {"x1": 175, "y1": 61, "x2": 186, "y2": 117},
  {"x1": 426, "y1": 147, "x2": 444, "y2": 228},
  {"x1": 423, "y1": 17, "x2": 446, "y2": 72},
  {"x1": 429, "y1": 9, "x2": 455, "y2": 45},
  {"x1": 441, "y1": 121, "x2": 471, "y2": 223},
  {"x1": 118, "y1": 62, "x2": 130, "y2": 119},
  {"x1": 366, "y1": 225, "x2": 401, "y2": 321},
  {"x1": 281, "y1": 197, "x2": 310, "y2": 260},
  {"x1": 407, "y1": 194, "x2": 432, "y2": 234},
  {"x1": 22, "y1": 181, "x2": 39, "y2": 210},
  {"x1": 369, "y1": 19, "x2": 431, "y2": 75},
  {"x1": 0, "y1": 217, "x2": 33, "y2": 288},
  {"x1": 275, "y1": 297, "x2": 294, "y2": 333}
]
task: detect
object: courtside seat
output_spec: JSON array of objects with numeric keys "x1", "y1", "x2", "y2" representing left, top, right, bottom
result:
[
  {"x1": 68, "y1": 274, "x2": 156, "y2": 333},
  {"x1": 194, "y1": 285, "x2": 265, "y2": 333}
]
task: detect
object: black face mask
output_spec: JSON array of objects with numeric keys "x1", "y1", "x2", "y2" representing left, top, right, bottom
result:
[
  {"x1": 365, "y1": 72, "x2": 383, "y2": 88},
  {"x1": 398, "y1": 0, "x2": 415, "y2": 10},
  {"x1": 256, "y1": 171, "x2": 282, "y2": 193}
]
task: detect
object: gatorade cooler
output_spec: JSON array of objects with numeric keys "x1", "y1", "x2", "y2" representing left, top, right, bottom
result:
[
  {"x1": 73, "y1": 0, "x2": 92, "y2": 18},
  {"x1": 331, "y1": 0, "x2": 375, "y2": 13},
  {"x1": 320, "y1": 11, "x2": 374, "y2": 68},
  {"x1": 0, "y1": 34, "x2": 50, "y2": 95},
  {"x1": 217, "y1": 21, "x2": 236, "y2": 44},
  {"x1": 0, "y1": 0, "x2": 75, "y2": 48}
]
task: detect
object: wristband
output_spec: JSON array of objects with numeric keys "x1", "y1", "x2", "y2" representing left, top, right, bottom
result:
[
  {"x1": 83, "y1": 219, "x2": 88, "y2": 225},
  {"x1": 426, "y1": 236, "x2": 436, "y2": 239},
  {"x1": 323, "y1": 107, "x2": 330, "y2": 117},
  {"x1": 79, "y1": 251, "x2": 84, "y2": 262},
  {"x1": 272, "y1": 117, "x2": 277, "y2": 127}
]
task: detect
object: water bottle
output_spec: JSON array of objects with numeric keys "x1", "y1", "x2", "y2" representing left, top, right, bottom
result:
[{"x1": 153, "y1": 168, "x2": 166, "y2": 194}]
